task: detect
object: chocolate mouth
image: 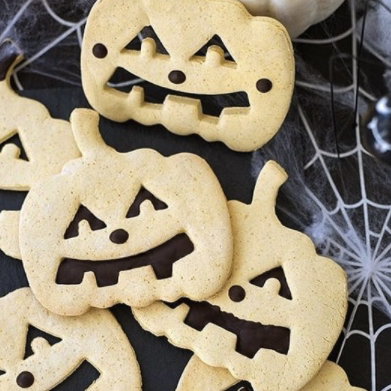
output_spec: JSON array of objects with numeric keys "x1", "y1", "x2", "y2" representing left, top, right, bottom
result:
[
  {"x1": 56, "y1": 233, "x2": 194, "y2": 287},
  {"x1": 107, "y1": 67, "x2": 250, "y2": 117},
  {"x1": 167, "y1": 299, "x2": 290, "y2": 359}
]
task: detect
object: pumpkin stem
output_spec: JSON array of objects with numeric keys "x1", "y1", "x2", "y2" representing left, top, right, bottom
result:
[
  {"x1": 251, "y1": 160, "x2": 287, "y2": 210},
  {"x1": 70, "y1": 108, "x2": 111, "y2": 156}
]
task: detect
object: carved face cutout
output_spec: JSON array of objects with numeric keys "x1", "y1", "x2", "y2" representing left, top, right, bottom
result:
[
  {"x1": 18, "y1": 109, "x2": 232, "y2": 316},
  {"x1": 81, "y1": 0, "x2": 295, "y2": 152},
  {"x1": 133, "y1": 161, "x2": 348, "y2": 391},
  {"x1": 0, "y1": 288, "x2": 141, "y2": 390}
]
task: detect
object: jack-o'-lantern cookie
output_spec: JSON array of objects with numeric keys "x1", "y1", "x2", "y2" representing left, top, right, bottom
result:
[
  {"x1": 0, "y1": 40, "x2": 80, "y2": 191},
  {"x1": 0, "y1": 288, "x2": 141, "y2": 391},
  {"x1": 238, "y1": 0, "x2": 345, "y2": 38},
  {"x1": 133, "y1": 161, "x2": 348, "y2": 391},
  {"x1": 175, "y1": 356, "x2": 365, "y2": 391},
  {"x1": 81, "y1": 0, "x2": 294, "y2": 152},
  {"x1": 12, "y1": 108, "x2": 232, "y2": 316}
]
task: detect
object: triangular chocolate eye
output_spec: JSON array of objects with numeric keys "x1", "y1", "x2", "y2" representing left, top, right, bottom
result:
[
  {"x1": 0, "y1": 370, "x2": 5, "y2": 377},
  {"x1": 193, "y1": 34, "x2": 236, "y2": 63},
  {"x1": 124, "y1": 26, "x2": 169, "y2": 55},
  {"x1": 64, "y1": 205, "x2": 107, "y2": 239},
  {"x1": 126, "y1": 187, "x2": 168, "y2": 218},
  {"x1": 50, "y1": 360, "x2": 100, "y2": 391},
  {"x1": 0, "y1": 134, "x2": 29, "y2": 161},
  {"x1": 24, "y1": 325, "x2": 62, "y2": 359},
  {"x1": 250, "y1": 267, "x2": 292, "y2": 300}
]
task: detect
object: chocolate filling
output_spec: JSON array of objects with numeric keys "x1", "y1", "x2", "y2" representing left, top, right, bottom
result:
[
  {"x1": 126, "y1": 187, "x2": 168, "y2": 218},
  {"x1": 49, "y1": 360, "x2": 100, "y2": 391},
  {"x1": 56, "y1": 233, "x2": 194, "y2": 287},
  {"x1": 167, "y1": 299, "x2": 290, "y2": 359},
  {"x1": 24, "y1": 325, "x2": 62, "y2": 359},
  {"x1": 64, "y1": 205, "x2": 106, "y2": 239},
  {"x1": 250, "y1": 267, "x2": 292, "y2": 300},
  {"x1": 107, "y1": 67, "x2": 250, "y2": 117},
  {"x1": 0, "y1": 40, "x2": 20, "y2": 81}
]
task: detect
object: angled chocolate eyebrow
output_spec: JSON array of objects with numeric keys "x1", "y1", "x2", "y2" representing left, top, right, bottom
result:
[
  {"x1": 126, "y1": 187, "x2": 168, "y2": 218},
  {"x1": 24, "y1": 325, "x2": 62, "y2": 360},
  {"x1": 64, "y1": 205, "x2": 107, "y2": 239},
  {"x1": 250, "y1": 267, "x2": 292, "y2": 300}
]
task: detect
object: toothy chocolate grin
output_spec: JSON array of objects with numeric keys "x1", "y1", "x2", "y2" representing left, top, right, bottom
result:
[
  {"x1": 167, "y1": 299, "x2": 291, "y2": 358},
  {"x1": 56, "y1": 233, "x2": 194, "y2": 287},
  {"x1": 107, "y1": 67, "x2": 250, "y2": 117}
]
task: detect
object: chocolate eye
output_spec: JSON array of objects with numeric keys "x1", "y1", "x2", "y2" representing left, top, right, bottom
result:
[
  {"x1": 126, "y1": 187, "x2": 168, "y2": 218},
  {"x1": 64, "y1": 205, "x2": 107, "y2": 239},
  {"x1": 16, "y1": 371, "x2": 34, "y2": 388},
  {"x1": 0, "y1": 370, "x2": 5, "y2": 377},
  {"x1": 256, "y1": 78, "x2": 273, "y2": 93},
  {"x1": 250, "y1": 267, "x2": 292, "y2": 300},
  {"x1": 92, "y1": 43, "x2": 108, "y2": 59}
]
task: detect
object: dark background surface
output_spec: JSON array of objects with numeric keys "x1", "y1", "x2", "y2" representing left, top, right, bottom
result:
[{"x1": 0, "y1": 0, "x2": 390, "y2": 390}]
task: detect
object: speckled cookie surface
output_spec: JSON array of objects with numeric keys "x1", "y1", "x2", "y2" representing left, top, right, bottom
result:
[
  {"x1": 133, "y1": 161, "x2": 348, "y2": 391},
  {"x1": 81, "y1": 0, "x2": 294, "y2": 152},
  {"x1": 0, "y1": 288, "x2": 141, "y2": 391},
  {"x1": 18, "y1": 108, "x2": 233, "y2": 316},
  {"x1": 0, "y1": 41, "x2": 80, "y2": 191},
  {"x1": 175, "y1": 356, "x2": 366, "y2": 391}
]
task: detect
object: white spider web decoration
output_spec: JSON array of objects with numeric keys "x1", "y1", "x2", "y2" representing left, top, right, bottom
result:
[
  {"x1": 252, "y1": 1, "x2": 391, "y2": 390},
  {"x1": 1, "y1": 1, "x2": 391, "y2": 390}
]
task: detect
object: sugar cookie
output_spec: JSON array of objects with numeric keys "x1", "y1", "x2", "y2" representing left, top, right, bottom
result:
[
  {"x1": 15, "y1": 108, "x2": 232, "y2": 316},
  {"x1": 0, "y1": 288, "x2": 141, "y2": 391},
  {"x1": 0, "y1": 40, "x2": 80, "y2": 191},
  {"x1": 81, "y1": 0, "x2": 294, "y2": 152},
  {"x1": 176, "y1": 356, "x2": 365, "y2": 391},
  {"x1": 134, "y1": 161, "x2": 348, "y2": 391}
]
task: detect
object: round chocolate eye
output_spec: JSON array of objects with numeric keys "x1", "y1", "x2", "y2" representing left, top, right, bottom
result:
[
  {"x1": 92, "y1": 43, "x2": 108, "y2": 59},
  {"x1": 228, "y1": 285, "x2": 246, "y2": 302},
  {"x1": 168, "y1": 70, "x2": 186, "y2": 84},
  {"x1": 110, "y1": 229, "x2": 129, "y2": 244},
  {"x1": 256, "y1": 78, "x2": 273, "y2": 93},
  {"x1": 16, "y1": 371, "x2": 35, "y2": 388}
]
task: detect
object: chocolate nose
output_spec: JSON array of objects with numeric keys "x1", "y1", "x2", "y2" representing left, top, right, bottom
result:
[
  {"x1": 168, "y1": 70, "x2": 186, "y2": 84},
  {"x1": 16, "y1": 371, "x2": 35, "y2": 388},
  {"x1": 109, "y1": 229, "x2": 129, "y2": 244}
]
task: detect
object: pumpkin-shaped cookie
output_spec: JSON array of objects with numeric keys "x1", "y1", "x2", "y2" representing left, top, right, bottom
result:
[
  {"x1": 0, "y1": 288, "x2": 141, "y2": 391},
  {"x1": 0, "y1": 40, "x2": 80, "y2": 191},
  {"x1": 16, "y1": 109, "x2": 232, "y2": 316},
  {"x1": 81, "y1": 0, "x2": 294, "y2": 152},
  {"x1": 175, "y1": 356, "x2": 365, "y2": 391},
  {"x1": 133, "y1": 161, "x2": 347, "y2": 391}
]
